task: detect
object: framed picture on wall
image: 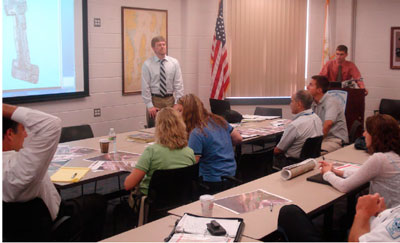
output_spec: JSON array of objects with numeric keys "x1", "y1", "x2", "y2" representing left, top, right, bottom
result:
[
  {"x1": 390, "y1": 27, "x2": 400, "y2": 69},
  {"x1": 121, "y1": 7, "x2": 167, "y2": 94}
]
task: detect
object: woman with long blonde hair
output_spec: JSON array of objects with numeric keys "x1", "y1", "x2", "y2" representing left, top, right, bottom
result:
[
  {"x1": 177, "y1": 94, "x2": 242, "y2": 194},
  {"x1": 124, "y1": 107, "x2": 195, "y2": 195}
]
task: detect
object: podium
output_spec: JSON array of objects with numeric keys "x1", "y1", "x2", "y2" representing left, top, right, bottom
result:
[{"x1": 328, "y1": 87, "x2": 365, "y2": 142}]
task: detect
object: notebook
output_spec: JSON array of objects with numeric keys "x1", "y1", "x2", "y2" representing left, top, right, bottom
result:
[
  {"x1": 306, "y1": 173, "x2": 331, "y2": 185},
  {"x1": 50, "y1": 167, "x2": 90, "y2": 183}
]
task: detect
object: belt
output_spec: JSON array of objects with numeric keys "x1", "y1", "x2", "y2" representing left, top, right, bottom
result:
[{"x1": 152, "y1": 94, "x2": 173, "y2": 98}]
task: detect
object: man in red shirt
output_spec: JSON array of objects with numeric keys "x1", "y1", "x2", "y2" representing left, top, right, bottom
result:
[{"x1": 320, "y1": 45, "x2": 368, "y2": 95}]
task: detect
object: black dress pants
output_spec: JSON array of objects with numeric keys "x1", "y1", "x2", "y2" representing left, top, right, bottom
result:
[
  {"x1": 56, "y1": 193, "x2": 107, "y2": 242},
  {"x1": 278, "y1": 204, "x2": 322, "y2": 242}
]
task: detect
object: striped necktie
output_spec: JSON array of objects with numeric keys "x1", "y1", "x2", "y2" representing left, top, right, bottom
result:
[{"x1": 159, "y1": 59, "x2": 166, "y2": 96}]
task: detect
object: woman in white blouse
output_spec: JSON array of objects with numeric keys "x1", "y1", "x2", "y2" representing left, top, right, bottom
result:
[{"x1": 319, "y1": 114, "x2": 400, "y2": 208}]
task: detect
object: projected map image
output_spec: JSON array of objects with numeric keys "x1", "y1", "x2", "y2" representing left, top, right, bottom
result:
[{"x1": 2, "y1": 0, "x2": 69, "y2": 93}]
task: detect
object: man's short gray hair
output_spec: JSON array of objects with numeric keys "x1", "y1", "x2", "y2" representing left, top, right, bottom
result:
[
  {"x1": 151, "y1": 36, "x2": 166, "y2": 47},
  {"x1": 294, "y1": 90, "x2": 313, "y2": 110}
]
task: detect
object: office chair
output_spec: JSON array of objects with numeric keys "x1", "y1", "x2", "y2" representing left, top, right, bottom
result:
[
  {"x1": 379, "y1": 98, "x2": 400, "y2": 122},
  {"x1": 137, "y1": 163, "x2": 200, "y2": 226},
  {"x1": 348, "y1": 119, "x2": 363, "y2": 144},
  {"x1": 209, "y1": 98, "x2": 243, "y2": 123},
  {"x1": 254, "y1": 107, "x2": 282, "y2": 117},
  {"x1": 3, "y1": 198, "x2": 78, "y2": 242},
  {"x1": 236, "y1": 147, "x2": 274, "y2": 183},
  {"x1": 282, "y1": 135, "x2": 323, "y2": 166},
  {"x1": 59, "y1": 124, "x2": 94, "y2": 143}
]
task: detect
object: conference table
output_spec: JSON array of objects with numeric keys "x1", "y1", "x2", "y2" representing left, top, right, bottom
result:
[
  {"x1": 101, "y1": 215, "x2": 259, "y2": 242},
  {"x1": 168, "y1": 145, "x2": 370, "y2": 240},
  {"x1": 324, "y1": 144, "x2": 370, "y2": 164},
  {"x1": 53, "y1": 130, "x2": 151, "y2": 196},
  {"x1": 54, "y1": 117, "x2": 287, "y2": 191}
]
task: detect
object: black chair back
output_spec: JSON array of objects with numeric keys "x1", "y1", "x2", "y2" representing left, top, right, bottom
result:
[
  {"x1": 3, "y1": 198, "x2": 53, "y2": 241},
  {"x1": 349, "y1": 119, "x2": 363, "y2": 144},
  {"x1": 254, "y1": 107, "x2": 282, "y2": 117},
  {"x1": 210, "y1": 98, "x2": 231, "y2": 116},
  {"x1": 146, "y1": 163, "x2": 199, "y2": 222},
  {"x1": 299, "y1": 136, "x2": 323, "y2": 160},
  {"x1": 379, "y1": 98, "x2": 400, "y2": 122},
  {"x1": 60, "y1": 124, "x2": 94, "y2": 143}
]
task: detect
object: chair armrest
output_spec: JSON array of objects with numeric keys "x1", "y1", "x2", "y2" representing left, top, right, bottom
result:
[
  {"x1": 51, "y1": 216, "x2": 71, "y2": 232},
  {"x1": 221, "y1": 176, "x2": 243, "y2": 185}
]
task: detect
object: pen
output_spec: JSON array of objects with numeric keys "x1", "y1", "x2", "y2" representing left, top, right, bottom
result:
[
  {"x1": 71, "y1": 172, "x2": 77, "y2": 179},
  {"x1": 270, "y1": 202, "x2": 273, "y2": 212}
]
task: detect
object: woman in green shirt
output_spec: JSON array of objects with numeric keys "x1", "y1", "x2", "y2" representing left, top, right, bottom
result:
[{"x1": 124, "y1": 107, "x2": 196, "y2": 195}]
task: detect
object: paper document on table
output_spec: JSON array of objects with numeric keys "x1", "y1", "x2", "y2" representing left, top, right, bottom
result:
[
  {"x1": 176, "y1": 214, "x2": 240, "y2": 237},
  {"x1": 50, "y1": 167, "x2": 90, "y2": 183},
  {"x1": 214, "y1": 189, "x2": 291, "y2": 214},
  {"x1": 241, "y1": 115, "x2": 280, "y2": 123},
  {"x1": 166, "y1": 213, "x2": 244, "y2": 242}
]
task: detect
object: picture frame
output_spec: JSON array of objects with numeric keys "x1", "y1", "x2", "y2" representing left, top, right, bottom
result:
[
  {"x1": 390, "y1": 27, "x2": 400, "y2": 69},
  {"x1": 121, "y1": 7, "x2": 167, "y2": 94}
]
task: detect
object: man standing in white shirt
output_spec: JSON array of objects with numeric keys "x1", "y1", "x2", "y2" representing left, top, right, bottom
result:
[
  {"x1": 2, "y1": 104, "x2": 106, "y2": 241},
  {"x1": 273, "y1": 90, "x2": 323, "y2": 169},
  {"x1": 141, "y1": 36, "x2": 184, "y2": 128}
]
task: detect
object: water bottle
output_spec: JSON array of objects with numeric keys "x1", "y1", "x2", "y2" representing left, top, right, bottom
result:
[{"x1": 108, "y1": 128, "x2": 117, "y2": 153}]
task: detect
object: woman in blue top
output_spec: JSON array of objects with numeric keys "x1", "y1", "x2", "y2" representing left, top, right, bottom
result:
[{"x1": 177, "y1": 94, "x2": 242, "y2": 194}]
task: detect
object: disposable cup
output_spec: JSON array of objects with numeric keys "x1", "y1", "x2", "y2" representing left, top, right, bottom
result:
[
  {"x1": 100, "y1": 139, "x2": 110, "y2": 153},
  {"x1": 200, "y1": 194, "x2": 215, "y2": 217}
]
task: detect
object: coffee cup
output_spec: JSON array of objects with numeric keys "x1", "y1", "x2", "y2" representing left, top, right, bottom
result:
[
  {"x1": 200, "y1": 194, "x2": 215, "y2": 217},
  {"x1": 99, "y1": 139, "x2": 110, "y2": 153}
]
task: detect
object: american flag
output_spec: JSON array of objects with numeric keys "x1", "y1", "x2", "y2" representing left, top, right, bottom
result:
[{"x1": 210, "y1": 0, "x2": 230, "y2": 100}]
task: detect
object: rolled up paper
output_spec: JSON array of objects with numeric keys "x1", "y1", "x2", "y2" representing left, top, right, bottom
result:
[{"x1": 281, "y1": 158, "x2": 317, "y2": 180}]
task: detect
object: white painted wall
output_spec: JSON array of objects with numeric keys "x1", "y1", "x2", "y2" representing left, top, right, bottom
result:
[
  {"x1": 21, "y1": 0, "x2": 216, "y2": 136},
  {"x1": 354, "y1": 0, "x2": 400, "y2": 118},
  {"x1": 307, "y1": 0, "x2": 400, "y2": 120},
  {"x1": 17, "y1": 0, "x2": 399, "y2": 136}
]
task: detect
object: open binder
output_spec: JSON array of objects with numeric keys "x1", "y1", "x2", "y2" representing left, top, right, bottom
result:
[{"x1": 165, "y1": 213, "x2": 245, "y2": 242}]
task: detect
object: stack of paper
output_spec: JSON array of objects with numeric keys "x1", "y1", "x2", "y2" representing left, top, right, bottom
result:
[
  {"x1": 50, "y1": 167, "x2": 90, "y2": 183},
  {"x1": 127, "y1": 133, "x2": 155, "y2": 143}
]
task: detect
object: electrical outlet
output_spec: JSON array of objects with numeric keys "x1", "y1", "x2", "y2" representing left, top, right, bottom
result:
[
  {"x1": 94, "y1": 108, "x2": 101, "y2": 117},
  {"x1": 94, "y1": 18, "x2": 101, "y2": 27}
]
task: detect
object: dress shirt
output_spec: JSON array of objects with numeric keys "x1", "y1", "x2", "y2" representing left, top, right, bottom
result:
[
  {"x1": 141, "y1": 55, "x2": 184, "y2": 108},
  {"x1": 3, "y1": 107, "x2": 62, "y2": 220},
  {"x1": 312, "y1": 93, "x2": 349, "y2": 143},
  {"x1": 320, "y1": 60, "x2": 365, "y2": 88},
  {"x1": 276, "y1": 109, "x2": 323, "y2": 158}
]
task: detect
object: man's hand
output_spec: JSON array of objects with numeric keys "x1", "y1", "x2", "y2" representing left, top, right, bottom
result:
[
  {"x1": 356, "y1": 193, "x2": 386, "y2": 219},
  {"x1": 148, "y1": 107, "x2": 159, "y2": 119},
  {"x1": 364, "y1": 88, "x2": 369, "y2": 96},
  {"x1": 3, "y1": 104, "x2": 17, "y2": 118},
  {"x1": 348, "y1": 193, "x2": 386, "y2": 242}
]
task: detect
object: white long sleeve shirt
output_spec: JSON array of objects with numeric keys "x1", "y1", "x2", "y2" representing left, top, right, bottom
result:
[
  {"x1": 141, "y1": 55, "x2": 184, "y2": 108},
  {"x1": 323, "y1": 152, "x2": 400, "y2": 208},
  {"x1": 3, "y1": 107, "x2": 62, "y2": 220}
]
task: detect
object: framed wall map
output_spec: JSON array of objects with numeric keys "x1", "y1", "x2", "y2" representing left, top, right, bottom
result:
[
  {"x1": 390, "y1": 27, "x2": 400, "y2": 69},
  {"x1": 121, "y1": 7, "x2": 167, "y2": 94}
]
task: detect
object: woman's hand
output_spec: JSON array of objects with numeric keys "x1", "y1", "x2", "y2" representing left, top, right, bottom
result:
[{"x1": 319, "y1": 161, "x2": 333, "y2": 174}]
